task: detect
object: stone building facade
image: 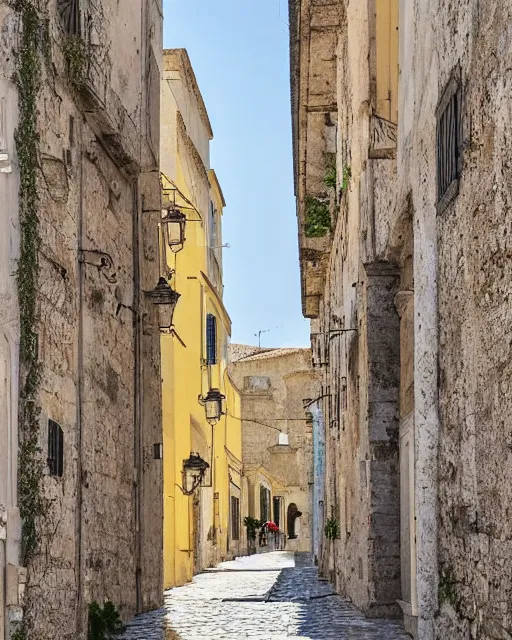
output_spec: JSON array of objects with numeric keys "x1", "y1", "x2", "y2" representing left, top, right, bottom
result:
[
  {"x1": 0, "y1": 0, "x2": 164, "y2": 637},
  {"x1": 229, "y1": 346, "x2": 319, "y2": 554},
  {"x1": 290, "y1": 0, "x2": 512, "y2": 639}
]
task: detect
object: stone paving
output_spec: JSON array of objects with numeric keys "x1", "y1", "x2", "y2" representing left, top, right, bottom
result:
[{"x1": 121, "y1": 552, "x2": 411, "y2": 639}]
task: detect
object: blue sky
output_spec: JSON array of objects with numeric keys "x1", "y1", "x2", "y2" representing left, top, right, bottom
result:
[{"x1": 163, "y1": 0, "x2": 309, "y2": 349}]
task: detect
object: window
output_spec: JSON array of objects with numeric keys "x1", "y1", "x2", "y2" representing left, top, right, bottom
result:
[
  {"x1": 231, "y1": 496, "x2": 240, "y2": 541},
  {"x1": 58, "y1": 0, "x2": 80, "y2": 36},
  {"x1": 273, "y1": 496, "x2": 283, "y2": 528},
  {"x1": 48, "y1": 419, "x2": 64, "y2": 477},
  {"x1": 260, "y1": 485, "x2": 271, "y2": 523},
  {"x1": 206, "y1": 314, "x2": 217, "y2": 365},
  {"x1": 287, "y1": 503, "x2": 302, "y2": 539},
  {"x1": 243, "y1": 376, "x2": 270, "y2": 393},
  {"x1": 209, "y1": 201, "x2": 218, "y2": 249},
  {"x1": 436, "y1": 72, "x2": 462, "y2": 213}
]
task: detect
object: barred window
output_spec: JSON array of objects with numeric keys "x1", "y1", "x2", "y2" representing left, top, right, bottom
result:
[
  {"x1": 273, "y1": 496, "x2": 283, "y2": 528},
  {"x1": 260, "y1": 485, "x2": 271, "y2": 523},
  {"x1": 206, "y1": 314, "x2": 217, "y2": 365},
  {"x1": 436, "y1": 73, "x2": 462, "y2": 213},
  {"x1": 231, "y1": 496, "x2": 240, "y2": 541},
  {"x1": 48, "y1": 419, "x2": 64, "y2": 477},
  {"x1": 57, "y1": 0, "x2": 80, "y2": 36}
]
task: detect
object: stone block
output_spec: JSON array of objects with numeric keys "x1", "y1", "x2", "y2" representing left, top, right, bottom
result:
[{"x1": 6, "y1": 564, "x2": 18, "y2": 606}]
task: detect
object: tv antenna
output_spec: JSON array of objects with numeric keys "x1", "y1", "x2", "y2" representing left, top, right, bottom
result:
[{"x1": 254, "y1": 329, "x2": 270, "y2": 347}]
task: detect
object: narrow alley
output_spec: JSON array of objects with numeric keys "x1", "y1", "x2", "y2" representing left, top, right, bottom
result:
[{"x1": 121, "y1": 553, "x2": 409, "y2": 640}]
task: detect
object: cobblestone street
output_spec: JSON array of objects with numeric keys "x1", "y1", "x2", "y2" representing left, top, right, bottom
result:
[{"x1": 121, "y1": 553, "x2": 410, "y2": 639}]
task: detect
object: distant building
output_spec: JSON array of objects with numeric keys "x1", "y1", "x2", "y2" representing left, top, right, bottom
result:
[{"x1": 229, "y1": 346, "x2": 319, "y2": 554}]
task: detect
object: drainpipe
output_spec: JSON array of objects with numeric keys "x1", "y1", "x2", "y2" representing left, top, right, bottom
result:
[
  {"x1": 133, "y1": 179, "x2": 143, "y2": 613},
  {"x1": 75, "y1": 139, "x2": 85, "y2": 637}
]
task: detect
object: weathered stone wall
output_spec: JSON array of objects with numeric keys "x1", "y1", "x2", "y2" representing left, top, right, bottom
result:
[
  {"x1": 292, "y1": 0, "x2": 512, "y2": 636},
  {"x1": 229, "y1": 347, "x2": 319, "y2": 554},
  {"x1": 397, "y1": 1, "x2": 512, "y2": 637},
  {"x1": 1, "y1": 0, "x2": 163, "y2": 636}
]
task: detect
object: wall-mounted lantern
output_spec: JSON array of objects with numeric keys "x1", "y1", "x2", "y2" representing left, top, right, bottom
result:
[
  {"x1": 198, "y1": 388, "x2": 226, "y2": 425},
  {"x1": 161, "y1": 205, "x2": 187, "y2": 253},
  {"x1": 146, "y1": 277, "x2": 181, "y2": 332},
  {"x1": 180, "y1": 453, "x2": 210, "y2": 495}
]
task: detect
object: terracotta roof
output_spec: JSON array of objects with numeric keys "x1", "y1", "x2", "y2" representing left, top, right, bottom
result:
[{"x1": 229, "y1": 344, "x2": 311, "y2": 364}]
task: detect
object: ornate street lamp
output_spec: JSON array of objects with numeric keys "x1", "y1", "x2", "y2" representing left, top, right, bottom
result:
[
  {"x1": 146, "y1": 277, "x2": 181, "y2": 332},
  {"x1": 161, "y1": 205, "x2": 187, "y2": 253},
  {"x1": 181, "y1": 453, "x2": 210, "y2": 495},
  {"x1": 198, "y1": 388, "x2": 226, "y2": 425}
]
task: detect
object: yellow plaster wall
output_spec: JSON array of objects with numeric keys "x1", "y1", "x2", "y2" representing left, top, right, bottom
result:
[
  {"x1": 160, "y1": 49, "x2": 242, "y2": 589},
  {"x1": 375, "y1": 0, "x2": 399, "y2": 123}
]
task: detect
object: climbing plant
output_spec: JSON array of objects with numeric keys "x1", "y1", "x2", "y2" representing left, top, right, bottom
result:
[
  {"x1": 88, "y1": 602, "x2": 125, "y2": 640},
  {"x1": 323, "y1": 165, "x2": 337, "y2": 190},
  {"x1": 324, "y1": 516, "x2": 341, "y2": 541},
  {"x1": 11, "y1": 0, "x2": 46, "y2": 593},
  {"x1": 438, "y1": 567, "x2": 458, "y2": 608},
  {"x1": 62, "y1": 34, "x2": 87, "y2": 85},
  {"x1": 304, "y1": 196, "x2": 331, "y2": 238},
  {"x1": 340, "y1": 165, "x2": 352, "y2": 194}
]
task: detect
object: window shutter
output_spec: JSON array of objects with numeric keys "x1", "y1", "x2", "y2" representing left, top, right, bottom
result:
[{"x1": 206, "y1": 314, "x2": 217, "y2": 365}]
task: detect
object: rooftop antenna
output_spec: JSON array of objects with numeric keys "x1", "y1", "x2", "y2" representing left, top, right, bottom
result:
[
  {"x1": 254, "y1": 329, "x2": 270, "y2": 348},
  {"x1": 254, "y1": 325, "x2": 284, "y2": 348}
]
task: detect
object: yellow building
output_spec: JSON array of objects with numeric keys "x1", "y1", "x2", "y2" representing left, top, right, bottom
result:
[{"x1": 160, "y1": 49, "x2": 243, "y2": 588}]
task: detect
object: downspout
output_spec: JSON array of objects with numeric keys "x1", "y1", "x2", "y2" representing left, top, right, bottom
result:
[
  {"x1": 75, "y1": 134, "x2": 84, "y2": 636},
  {"x1": 133, "y1": 178, "x2": 143, "y2": 613}
]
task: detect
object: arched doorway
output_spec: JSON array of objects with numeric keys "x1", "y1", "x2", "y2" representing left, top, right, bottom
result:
[{"x1": 287, "y1": 503, "x2": 302, "y2": 539}]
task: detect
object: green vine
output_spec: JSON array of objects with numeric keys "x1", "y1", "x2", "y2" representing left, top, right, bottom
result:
[
  {"x1": 323, "y1": 165, "x2": 337, "y2": 190},
  {"x1": 12, "y1": 0, "x2": 46, "y2": 565},
  {"x1": 10, "y1": 622, "x2": 27, "y2": 640},
  {"x1": 323, "y1": 153, "x2": 337, "y2": 189},
  {"x1": 62, "y1": 34, "x2": 88, "y2": 85},
  {"x1": 88, "y1": 601, "x2": 125, "y2": 640},
  {"x1": 341, "y1": 165, "x2": 352, "y2": 193},
  {"x1": 304, "y1": 196, "x2": 331, "y2": 238},
  {"x1": 324, "y1": 516, "x2": 340, "y2": 541},
  {"x1": 438, "y1": 567, "x2": 458, "y2": 607}
]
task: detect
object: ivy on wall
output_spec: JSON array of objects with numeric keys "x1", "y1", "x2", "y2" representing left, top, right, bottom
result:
[
  {"x1": 12, "y1": 0, "x2": 46, "y2": 563},
  {"x1": 304, "y1": 196, "x2": 331, "y2": 238},
  {"x1": 9, "y1": 4, "x2": 46, "y2": 639}
]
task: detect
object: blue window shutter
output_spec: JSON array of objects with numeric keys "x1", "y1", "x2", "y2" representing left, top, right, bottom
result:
[{"x1": 206, "y1": 314, "x2": 217, "y2": 365}]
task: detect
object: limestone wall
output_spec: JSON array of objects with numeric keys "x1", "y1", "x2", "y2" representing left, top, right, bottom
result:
[
  {"x1": 398, "y1": 1, "x2": 512, "y2": 637},
  {"x1": 0, "y1": 0, "x2": 164, "y2": 636}
]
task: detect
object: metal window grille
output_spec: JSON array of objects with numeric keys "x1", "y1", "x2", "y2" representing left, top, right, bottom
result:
[
  {"x1": 48, "y1": 419, "x2": 64, "y2": 477},
  {"x1": 57, "y1": 0, "x2": 80, "y2": 36},
  {"x1": 436, "y1": 73, "x2": 462, "y2": 213},
  {"x1": 273, "y1": 496, "x2": 282, "y2": 528},
  {"x1": 231, "y1": 496, "x2": 240, "y2": 541},
  {"x1": 260, "y1": 486, "x2": 271, "y2": 523},
  {"x1": 206, "y1": 314, "x2": 217, "y2": 365}
]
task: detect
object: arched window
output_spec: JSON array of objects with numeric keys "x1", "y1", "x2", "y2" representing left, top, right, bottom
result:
[{"x1": 287, "y1": 503, "x2": 302, "y2": 539}]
